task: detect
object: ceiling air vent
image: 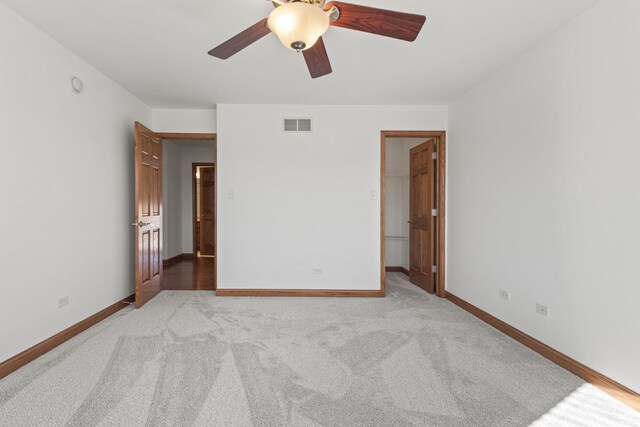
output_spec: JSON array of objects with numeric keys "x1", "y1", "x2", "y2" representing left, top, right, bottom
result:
[{"x1": 283, "y1": 118, "x2": 312, "y2": 133}]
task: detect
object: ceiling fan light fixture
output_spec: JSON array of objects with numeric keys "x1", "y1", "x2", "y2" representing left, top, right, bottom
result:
[{"x1": 267, "y1": 2, "x2": 330, "y2": 52}]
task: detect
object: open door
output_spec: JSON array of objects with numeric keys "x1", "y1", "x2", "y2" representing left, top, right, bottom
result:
[
  {"x1": 409, "y1": 140, "x2": 436, "y2": 293},
  {"x1": 199, "y1": 166, "x2": 216, "y2": 256},
  {"x1": 134, "y1": 122, "x2": 163, "y2": 308}
]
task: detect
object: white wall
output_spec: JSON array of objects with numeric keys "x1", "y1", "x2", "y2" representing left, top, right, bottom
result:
[
  {"x1": 162, "y1": 141, "x2": 182, "y2": 259},
  {"x1": 152, "y1": 108, "x2": 216, "y2": 133},
  {"x1": 0, "y1": 4, "x2": 151, "y2": 363},
  {"x1": 217, "y1": 105, "x2": 447, "y2": 290},
  {"x1": 448, "y1": 0, "x2": 640, "y2": 392},
  {"x1": 162, "y1": 140, "x2": 215, "y2": 258}
]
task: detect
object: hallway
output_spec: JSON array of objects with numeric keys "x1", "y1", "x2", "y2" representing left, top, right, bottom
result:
[{"x1": 162, "y1": 257, "x2": 215, "y2": 291}]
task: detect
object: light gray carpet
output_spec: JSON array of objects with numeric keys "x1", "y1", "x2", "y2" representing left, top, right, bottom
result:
[{"x1": 1, "y1": 273, "x2": 638, "y2": 426}]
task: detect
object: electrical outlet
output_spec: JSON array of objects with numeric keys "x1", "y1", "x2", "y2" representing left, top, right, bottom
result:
[
  {"x1": 58, "y1": 296, "x2": 69, "y2": 308},
  {"x1": 313, "y1": 268, "x2": 323, "y2": 275},
  {"x1": 499, "y1": 289, "x2": 510, "y2": 301},
  {"x1": 536, "y1": 303, "x2": 549, "y2": 317}
]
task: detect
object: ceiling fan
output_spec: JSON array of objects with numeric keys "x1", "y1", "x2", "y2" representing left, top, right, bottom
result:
[{"x1": 208, "y1": 0, "x2": 426, "y2": 79}]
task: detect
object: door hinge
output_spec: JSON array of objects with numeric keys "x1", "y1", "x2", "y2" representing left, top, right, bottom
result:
[
  {"x1": 432, "y1": 209, "x2": 437, "y2": 217},
  {"x1": 432, "y1": 265, "x2": 437, "y2": 273},
  {"x1": 432, "y1": 152, "x2": 437, "y2": 160}
]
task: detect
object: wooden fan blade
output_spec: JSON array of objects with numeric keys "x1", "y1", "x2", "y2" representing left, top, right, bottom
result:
[
  {"x1": 208, "y1": 18, "x2": 270, "y2": 59},
  {"x1": 325, "y1": 2, "x2": 425, "y2": 42},
  {"x1": 303, "y1": 37, "x2": 332, "y2": 79}
]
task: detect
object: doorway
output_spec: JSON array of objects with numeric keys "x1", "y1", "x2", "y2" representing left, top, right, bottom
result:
[
  {"x1": 381, "y1": 131, "x2": 446, "y2": 297},
  {"x1": 192, "y1": 163, "x2": 216, "y2": 257},
  {"x1": 133, "y1": 123, "x2": 217, "y2": 308},
  {"x1": 161, "y1": 141, "x2": 216, "y2": 292}
]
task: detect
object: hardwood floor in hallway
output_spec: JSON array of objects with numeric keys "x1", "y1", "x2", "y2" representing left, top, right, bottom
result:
[{"x1": 162, "y1": 257, "x2": 215, "y2": 291}]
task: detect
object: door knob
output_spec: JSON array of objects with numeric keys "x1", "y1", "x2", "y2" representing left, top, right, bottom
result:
[{"x1": 131, "y1": 221, "x2": 151, "y2": 227}]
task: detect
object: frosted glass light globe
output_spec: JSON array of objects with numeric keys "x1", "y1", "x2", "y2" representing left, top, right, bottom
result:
[{"x1": 268, "y1": 2, "x2": 330, "y2": 52}]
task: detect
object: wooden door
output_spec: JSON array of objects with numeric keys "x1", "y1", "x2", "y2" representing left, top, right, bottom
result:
[
  {"x1": 134, "y1": 122, "x2": 163, "y2": 308},
  {"x1": 199, "y1": 166, "x2": 215, "y2": 256},
  {"x1": 409, "y1": 140, "x2": 436, "y2": 293}
]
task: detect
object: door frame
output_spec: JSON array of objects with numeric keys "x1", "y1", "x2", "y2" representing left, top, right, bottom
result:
[
  {"x1": 192, "y1": 162, "x2": 216, "y2": 256},
  {"x1": 156, "y1": 132, "x2": 217, "y2": 290},
  {"x1": 380, "y1": 131, "x2": 446, "y2": 297}
]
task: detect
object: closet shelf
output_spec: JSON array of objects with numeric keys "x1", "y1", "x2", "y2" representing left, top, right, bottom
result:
[{"x1": 385, "y1": 235, "x2": 408, "y2": 240}]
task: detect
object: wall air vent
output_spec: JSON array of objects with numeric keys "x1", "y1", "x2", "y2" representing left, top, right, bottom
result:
[{"x1": 283, "y1": 118, "x2": 312, "y2": 132}]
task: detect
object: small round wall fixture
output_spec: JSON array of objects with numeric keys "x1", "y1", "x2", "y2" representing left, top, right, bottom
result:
[{"x1": 70, "y1": 76, "x2": 84, "y2": 94}]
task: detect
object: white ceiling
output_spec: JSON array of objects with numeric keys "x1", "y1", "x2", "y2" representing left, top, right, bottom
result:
[{"x1": 2, "y1": 0, "x2": 599, "y2": 108}]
